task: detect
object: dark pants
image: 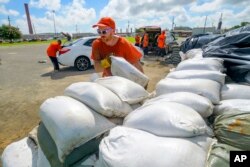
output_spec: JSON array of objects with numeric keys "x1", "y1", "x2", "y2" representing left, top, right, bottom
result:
[
  {"x1": 49, "y1": 56, "x2": 60, "y2": 70},
  {"x1": 158, "y1": 47, "x2": 166, "y2": 57},
  {"x1": 143, "y1": 47, "x2": 148, "y2": 55}
]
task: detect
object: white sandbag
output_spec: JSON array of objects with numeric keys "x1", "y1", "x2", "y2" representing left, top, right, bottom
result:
[
  {"x1": 166, "y1": 70, "x2": 226, "y2": 85},
  {"x1": 110, "y1": 56, "x2": 149, "y2": 87},
  {"x1": 156, "y1": 78, "x2": 221, "y2": 104},
  {"x1": 64, "y1": 82, "x2": 132, "y2": 117},
  {"x1": 95, "y1": 76, "x2": 149, "y2": 104},
  {"x1": 144, "y1": 92, "x2": 213, "y2": 118},
  {"x1": 37, "y1": 146, "x2": 51, "y2": 167},
  {"x1": 221, "y1": 84, "x2": 250, "y2": 100},
  {"x1": 2, "y1": 137, "x2": 38, "y2": 167},
  {"x1": 185, "y1": 48, "x2": 203, "y2": 59},
  {"x1": 214, "y1": 99, "x2": 250, "y2": 116},
  {"x1": 175, "y1": 58, "x2": 224, "y2": 72},
  {"x1": 39, "y1": 96, "x2": 115, "y2": 162},
  {"x1": 124, "y1": 102, "x2": 212, "y2": 137},
  {"x1": 98, "y1": 126, "x2": 213, "y2": 167}
]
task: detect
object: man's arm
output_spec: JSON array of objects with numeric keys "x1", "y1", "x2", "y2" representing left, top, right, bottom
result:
[
  {"x1": 93, "y1": 60, "x2": 103, "y2": 72},
  {"x1": 132, "y1": 61, "x2": 144, "y2": 73}
]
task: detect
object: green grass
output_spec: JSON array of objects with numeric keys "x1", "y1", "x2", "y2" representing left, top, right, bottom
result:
[
  {"x1": 0, "y1": 39, "x2": 67, "y2": 47},
  {"x1": 0, "y1": 37, "x2": 135, "y2": 47},
  {"x1": 125, "y1": 36, "x2": 135, "y2": 43}
]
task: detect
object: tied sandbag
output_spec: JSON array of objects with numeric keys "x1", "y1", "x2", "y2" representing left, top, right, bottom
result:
[
  {"x1": 185, "y1": 48, "x2": 203, "y2": 59},
  {"x1": 39, "y1": 96, "x2": 115, "y2": 162},
  {"x1": 156, "y1": 78, "x2": 221, "y2": 104},
  {"x1": 1, "y1": 137, "x2": 38, "y2": 167},
  {"x1": 64, "y1": 82, "x2": 132, "y2": 117},
  {"x1": 214, "y1": 112, "x2": 250, "y2": 150},
  {"x1": 95, "y1": 76, "x2": 149, "y2": 104},
  {"x1": 221, "y1": 84, "x2": 250, "y2": 100},
  {"x1": 98, "y1": 126, "x2": 214, "y2": 167},
  {"x1": 110, "y1": 56, "x2": 149, "y2": 87},
  {"x1": 206, "y1": 142, "x2": 241, "y2": 167},
  {"x1": 166, "y1": 70, "x2": 226, "y2": 85},
  {"x1": 144, "y1": 92, "x2": 214, "y2": 118},
  {"x1": 175, "y1": 58, "x2": 224, "y2": 72},
  {"x1": 124, "y1": 102, "x2": 213, "y2": 137},
  {"x1": 214, "y1": 99, "x2": 250, "y2": 116}
]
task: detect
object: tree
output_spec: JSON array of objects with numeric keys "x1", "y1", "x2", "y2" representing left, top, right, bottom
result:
[
  {"x1": 228, "y1": 22, "x2": 250, "y2": 31},
  {"x1": 0, "y1": 25, "x2": 22, "y2": 42}
]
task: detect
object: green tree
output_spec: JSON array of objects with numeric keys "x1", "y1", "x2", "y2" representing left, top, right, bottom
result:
[{"x1": 0, "y1": 24, "x2": 22, "y2": 42}]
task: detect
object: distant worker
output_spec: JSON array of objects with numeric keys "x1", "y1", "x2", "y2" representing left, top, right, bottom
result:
[
  {"x1": 142, "y1": 32, "x2": 149, "y2": 56},
  {"x1": 61, "y1": 32, "x2": 72, "y2": 41},
  {"x1": 134, "y1": 34, "x2": 141, "y2": 47},
  {"x1": 157, "y1": 30, "x2": 166, "y2": 59},
  {"x1": 46, "y1": 39, "x2": 62, "y2": 71},
  {"x1": 91, "y1": 17, "x2": 144, "y2": 77}
]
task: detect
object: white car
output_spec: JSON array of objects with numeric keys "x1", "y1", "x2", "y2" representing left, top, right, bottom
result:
[{"x1": 58, "y1": 36, "x2": 144, "y2": 71}]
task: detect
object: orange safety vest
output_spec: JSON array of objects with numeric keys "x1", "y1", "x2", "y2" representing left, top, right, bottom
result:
[{"x1": 143, "y1": 34, "x2": 149, "y2": 48}]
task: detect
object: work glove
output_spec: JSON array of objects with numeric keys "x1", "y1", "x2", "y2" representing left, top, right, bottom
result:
[{"x1": 100, "y1": 57, "x2": 111, "y2": 69}]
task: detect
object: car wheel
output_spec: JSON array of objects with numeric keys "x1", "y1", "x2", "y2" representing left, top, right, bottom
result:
[{"x1": 74, "y1": 56, "x2": 90, "y2": 71}]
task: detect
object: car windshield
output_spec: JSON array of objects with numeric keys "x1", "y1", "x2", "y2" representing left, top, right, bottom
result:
[{"x1": 63, "y1": 38, "x2": 83, "y2": 47}]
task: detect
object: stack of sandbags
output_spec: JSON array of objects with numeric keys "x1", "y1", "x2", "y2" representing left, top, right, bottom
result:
[
  {"x1": 212, "y1": 84, "x2": 250, "y2": 151},
  {"x1": 97, "y1": 126, "x2": 214, "y2": 167},
  {"x1": 204, "y1": 84, "x2": 250, "y2": 166},
  {"x1": 110, "y1": 56, "x2": 149, "y2": 87},
  {"x1": 156, "y1": 58, "x2": 226, "y2": 105},
  {"x1": 38, "y1": 96, "x2": 115, "y2": 167},
  {"x1": 96, "y1": 98, "x2": 215, "y2": 166}
]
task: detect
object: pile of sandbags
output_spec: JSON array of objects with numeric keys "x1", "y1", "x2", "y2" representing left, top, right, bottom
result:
[
  {"x1": 1, "y1": 75, "x2": 150, "y2": 167},
  {"x1": 212, "y1": 84, "x2": 250, "y2": 152},
  {"x1": 155, "y1": 58, "x2": 225, "y2": 105}
]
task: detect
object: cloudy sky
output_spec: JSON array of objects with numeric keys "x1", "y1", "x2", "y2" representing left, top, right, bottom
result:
[{"x1": 0, "y1": 0, "x2": 249, "y2": 34}]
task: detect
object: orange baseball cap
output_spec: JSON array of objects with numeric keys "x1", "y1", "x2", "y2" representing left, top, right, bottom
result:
[{"x1": 92, "y1": 17, "x2": 116, "y2": 29}]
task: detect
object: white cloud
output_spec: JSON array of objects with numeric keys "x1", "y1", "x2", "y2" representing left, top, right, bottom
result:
[
  {"x1": 0, "y1": 5, "x2": 19, "y2": 16},
  {"x1": 0, "y1": 0, "x2": 9, "y2": 3},
  {"x1": 12, "y1": 0, "x2": 250, "y2": 34},
  {"x1": 30, "y1": 0, "x2": 61, "y2": 11},
  {"x1": 18, "y1": 0, "x2": 96, "y2": 34}
]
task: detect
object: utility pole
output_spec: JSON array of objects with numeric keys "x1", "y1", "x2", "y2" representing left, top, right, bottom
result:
[
  {"x1": 8, "y1": 16, "x2": 10, "y2": 26},
  {"x1": 75, "y1": 24, "x2": 78, "y2": 34},
  {"x1": 203, "y1": 16, "x2": 207, "y2": 33},
  {"x1": 172, "y1": 16, "x2": 175, "y2": 31}
]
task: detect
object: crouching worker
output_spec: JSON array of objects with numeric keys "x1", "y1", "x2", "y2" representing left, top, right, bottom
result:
[
  {"x1": 91, "y1": 17, "x2": 144, "y2": 77},
  {"x1": 46, "y1": 39, "x2": 62, "y2": 72}
]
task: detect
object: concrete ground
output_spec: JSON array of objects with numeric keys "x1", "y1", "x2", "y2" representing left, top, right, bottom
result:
[{"x1": 0, "y1": 44, "x2": 172, "y2": 156}]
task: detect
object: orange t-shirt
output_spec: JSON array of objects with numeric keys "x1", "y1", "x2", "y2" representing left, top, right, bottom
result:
[
  {"x1": 135, "y1": 35, "x2": 141, "y2": 44},
  {"x1": 157, "y1": 34, "x2": 166, "y2": 48},
  {"x1": 46, "y1": 41, "x2": 62, "y2": 57},
  {"x1": 91, "y1": 37, "x2": 142, "y2": 76},
  {"x1": 142, "y1": 34, "x2": 149, "y2": 48}
]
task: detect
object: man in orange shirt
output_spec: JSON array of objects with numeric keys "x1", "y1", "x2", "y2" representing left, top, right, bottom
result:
[
  {"x1": 134, "y1": 34, "x2": 141, "y2": 47},
  {"x1": 91, "y1": 17, "x2": 144, "y2": 77},
  {"x1": 46, "y1": 39, "x2": 62, "y2": 71},
  {"x1": 157, "y1": 30, "x2": 166, "y2": 59}
]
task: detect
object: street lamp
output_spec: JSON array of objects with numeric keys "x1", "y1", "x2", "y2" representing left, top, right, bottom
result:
[{"x1": 52, "y1": 10, "x2": 57, "y2": 37}]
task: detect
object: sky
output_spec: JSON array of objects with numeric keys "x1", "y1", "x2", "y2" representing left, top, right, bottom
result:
[{"x1": 0, "y1": 0, "x2": 249, "y2": 34}]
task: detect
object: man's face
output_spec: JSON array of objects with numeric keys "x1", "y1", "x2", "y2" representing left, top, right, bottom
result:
[{"x1": 97, "y1": 26, "x2": 113, "y2": 43}]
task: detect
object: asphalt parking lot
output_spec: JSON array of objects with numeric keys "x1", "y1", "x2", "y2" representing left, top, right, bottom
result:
[{"x1": 0, "y1": 44, "x2": 171, "y2": 155}]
